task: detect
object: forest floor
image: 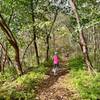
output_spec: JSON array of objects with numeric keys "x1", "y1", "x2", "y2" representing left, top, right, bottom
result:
[{"x1": 36, "y1": 64, "x2": 80, "y2": 100}]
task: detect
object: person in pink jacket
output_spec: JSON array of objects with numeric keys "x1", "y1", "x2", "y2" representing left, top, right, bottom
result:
[{"x1": 52, "y1": 51, "x2": 59, "y2": 75}]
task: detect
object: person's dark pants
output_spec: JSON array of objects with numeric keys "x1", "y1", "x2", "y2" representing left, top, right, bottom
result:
[
  {"x1": 54, "y1": 64, "x2": 59, "y2": 68},
  {"x1": 53, "y1": 64, "x2": 59, "y2": 75}
]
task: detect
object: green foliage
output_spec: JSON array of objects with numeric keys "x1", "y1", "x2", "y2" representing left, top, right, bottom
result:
[
  {"x1": 0, "y1": 67, "x2": 17, "y2": 85},
  {"x1": 68, "y1": 55, "x2": 84, "y2": 70},
  {"x1": 0, "y1": 64, "x2": 49, "y2": 99},
  {"x1": 69, "y1": 56, "x2": 100, "y2": 99},
  {"x1": 41, "y1": 58, "x2": 53, "y2": 68},
  {"x1": 10, "y1": 91, "x2": 36, "y2": 100},
  {"x1": 71, "y1": 70, "x2": 100, "y2": 99},
  {"x1": 89, "y1": 52, "x2": 100, "y2": 71}
]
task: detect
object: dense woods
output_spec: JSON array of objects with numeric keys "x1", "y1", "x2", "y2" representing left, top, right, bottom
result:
[{"x1": 0, "y1": 0, "x2": 100, "y2": 99}]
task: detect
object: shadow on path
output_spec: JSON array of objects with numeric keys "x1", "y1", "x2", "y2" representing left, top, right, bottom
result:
[{"x1": 36, "y1": 67, "x2": 69, "y2": 94}]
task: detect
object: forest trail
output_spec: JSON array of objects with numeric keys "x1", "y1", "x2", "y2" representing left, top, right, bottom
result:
[{"x1": 36, "y1": 64, "x2": 80, "y2": 100}]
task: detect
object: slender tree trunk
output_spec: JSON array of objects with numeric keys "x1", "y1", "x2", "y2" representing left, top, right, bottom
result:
[
  {"x1": 92, "y1": 26, "x2": 97, "y2": 64},
  {"x1": 45, "y1": 8, "x2": 58, "y2": 61},
  {"x1": 0, "y1": 48, "x2": 2, "y2": 72},
  {"x1": 70, "y1": 0, "x2": 94, "y2": 71},
  {"x1": 2, "y1": 52, "x2": 6, "y2": 72},
  {"x1": 0, "y1": 45, "x2": 5, "y2": 72},
  {"x1": 0, "y1": 63, "x2": 1, "y2": 72},
  {"x1": 0, "y1": 14, "x2": 23, "y2": 75},
  {"x1": 21, "y1": 38, "x2": 34, "y2": 65},
  {"x1": 0, "y1": 57, "x2": 1, "y2": 71},
  {"x1": 46, "y1": 34, "x2": 50, "y2": 61},
  {"x1": 1, "y1": 43, "x2": 7, "y2": 72},
  {"x1": 30, "y1": 0, "x2": 40, "y2": 65},
  {"x1": 33, "y1": 32, "x2": 40, "y2": 65},
  {"x1": 0, "y1": 42, "x2": 14, "y2": 66},
  {"x1": 53, "y1": 32, "x2": 56, "y2": 51}
]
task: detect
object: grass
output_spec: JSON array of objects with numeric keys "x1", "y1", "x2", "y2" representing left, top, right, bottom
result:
[
  {"x1": 68, "y1": 55, "x2": 100, "y2": 100},
  {"x1": 0, "y1": 63, "x2": 49, "y2": 100}
]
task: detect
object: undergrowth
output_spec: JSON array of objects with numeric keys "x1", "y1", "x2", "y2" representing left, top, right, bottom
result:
[
  {"x1": 0, "y1": 62, "x2": 50, "y2": 100},
  {"x1": 68, "y1": 55, "x2": 100, "y2": 100}
]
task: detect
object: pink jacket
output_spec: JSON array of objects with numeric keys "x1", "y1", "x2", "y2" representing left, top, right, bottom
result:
[{"x1": 53, "y1": 55, "x2": 59, "y2": 64}]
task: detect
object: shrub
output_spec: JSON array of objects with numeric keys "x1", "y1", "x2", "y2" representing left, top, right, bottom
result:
[
  {"x1": 0, "y1": 64, "x2": 49, "y2": 100},
  {"x1": 68, "y1": 55, "x2": 84, "y2": 70},
  {"x1": 69, "y1": 56, "x2": 100, "y2": 99}
]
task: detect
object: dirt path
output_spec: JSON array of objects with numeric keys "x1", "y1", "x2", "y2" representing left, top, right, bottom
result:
[{"x1": 36, "y1": 66, "x2": 80, "y2": 100}]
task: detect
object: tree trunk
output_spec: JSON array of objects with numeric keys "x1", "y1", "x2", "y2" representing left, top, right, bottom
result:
[
  {"x1": 33, "y1": 33, "x2": 40, "y2": 65},
  {"x1": 0, "y1": 64, "x2": 1, "y2": 72},
  {"x1": 46, "y1": 34, "x2": 50, "y2": 61},
  {"x1": 79, "y1": 30, "x2": 93, "y2": 71},
  {"x1": 45, "y1": 8, "x2": 58, "y2": 61},
  {"x1": 2, "y1": 52, "x2": 5, "y2": 72},
  {"x1": 70, "y1": 0, "x2": 93, "y2": 71},
  {"x1": 0, "y1": 44, "x2": 5, "y2": 72},
  {"x1": 0, "y1": 14, "x2": 23, "y2": 75},
  {"x1": 0, "y1": 42, "x2": 14, "y2": 66},
  {"x1": 14, "y1": 44, "x2": 23, "y2": 75},
  {"x1": 92, "y1": 26, "x2": 97, "y2": 64},
  {"x1": 30, "y1": 0, "x2": 40, "y2": 65},
  {"x1": 0, "y1": 47, "x2": 2, "y2": 72},
  {"x1": 21, "y1": 38, "x2": 34, "y2": 65},
  {"x1": 53, "y1": 32, "x2": 56, "y2": 51}
]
